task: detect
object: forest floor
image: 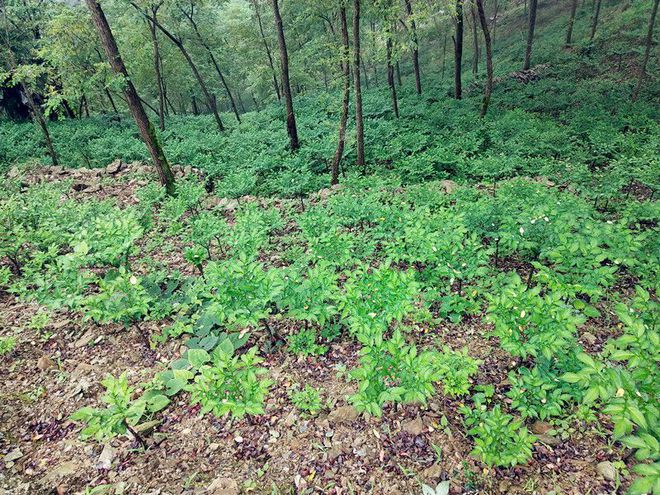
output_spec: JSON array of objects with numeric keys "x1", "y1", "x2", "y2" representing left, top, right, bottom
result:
[{"x1": 0, "y1": 165, "x2": 628, "y2": 495}]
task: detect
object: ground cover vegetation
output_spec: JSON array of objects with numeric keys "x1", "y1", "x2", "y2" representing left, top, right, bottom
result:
[{"x1": 0, "y1": 0, "x2": 658, "y2": 493}]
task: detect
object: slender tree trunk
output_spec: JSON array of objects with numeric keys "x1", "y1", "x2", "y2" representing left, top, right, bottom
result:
[
  {"x1": 589, "y1": 0, "x2": 602, "y2": 42},
  {"x1": 251, "y1": 0, "x2": 281, "y2": 101},
  {"x1": 632, "y1": 0, "x2": 659, "y2": 102},
  {"x1": 271, "y1": 0, "x2": 300, "y2": 151},
  {"x1": 86, "y1": 0, "x2": 175, "y2": 194},
  {"x1": 131, "y1": 2, "x2": 224, "y2": 131},
  {"x1": 441, "y1": 34, "x2": 448, "y2": 80},
  {"x1": 149, "y1": 6, "x2": 165, "y2": 131},
  {"x1": 332, "y1": 5, "x2": 350, "y2": 186},
  {"x1": 386, "y1": 37, "x2": 400, "y2": 118},
  {"x1": 476, "y1": 0, "x2": 493, "y2": 117},
  {"x1": 191, "y1": 95, "x2": 199, "y2": 115},
  {"x1": 404, "y1": 0, "x2": 422, "y2": 94},
  {"x1": 471, "y1": 4, "x2": 479, "y2": 76},
  {"x1": 182, "y1": 10, "x2": 241, "y2": 123},
  {"x1": 353, "y1": 0, "x2": 365, "y2": 172},
  {"x1": 523, "y1": 0, "x2": 538, "y2": 70},
  {"x1": 565, "y1": 0, "x2": 579, "y2": 46},
  {"x1": 454, "y1": 0, "x2": 464, "y2": 99}
]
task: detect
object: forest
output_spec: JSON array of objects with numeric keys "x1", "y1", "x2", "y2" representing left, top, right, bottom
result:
[{"x1": 0, "y1": 0, "x2": 658, "y2": 493}]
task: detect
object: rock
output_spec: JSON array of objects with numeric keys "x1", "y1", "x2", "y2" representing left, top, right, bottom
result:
[
  {"x1": 402, "y1": 417, "x2": 425, "y2": 436},
  {"x1": 596, "y1": 461, "x2": 616, "y2": 481},
  {"x1": 183, "y1": 166, "x2": 193, "y2": 176},
  {"x1": 582, "y1": 332, "x2": 597, "y2": 345},
  {"x1": 43, "y1": 461, "x2": 79, "y2": 481},
  {"x1": 72, "y1": 181, "x2": 91, "y2": 192},
  {"x1": 421, "y1": 464, "x2": 443, "y2": 480},
  {"x1": 134, "y1": 420, "x2": 161, "y2": 435},
  {"x1": 37, "y1": 355, "x2": 54, "y2": 371},
  {"x1": 75, "y1": 330, "x2": 95, "y2": 348},
  {"x1": 4, "y1": 448, "x2": 23, "y2": 463},
  {"x1": 96, "y1": 444, "x2": 114, "y2": 470},
  {"x1": 328, "y1": 443, "x2": 345, "y2": 461},
  {"x1": 207, "y1": 477, "x2": 239, "y2": 495},
  {"x1": 327, "y1": 405, "x2": 359, "y2": 425},
  {"x1": 8, "y1": 166, "x2": 21, "y2": 179},
  {"x1": 440, "y1": 180, "x2": 458, "y2": 194},
  {"x1": 535, "y1": 434, "x2": 561, "y2": 446},
  {"x1": 106, "y1": 159, "x2": 124, "y2": 175},
  {"x1": 531, "y1": 421, "x2": 552, "y2": 435}
]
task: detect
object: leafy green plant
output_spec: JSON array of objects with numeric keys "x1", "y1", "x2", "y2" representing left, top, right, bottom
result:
[
  {"x1": 187, "y1": 345, "x2": 272, "y2": 419},
  {"x1": 349, "y1": 330, "x2": 440, "y2": 417},
  {"x1": 434, "y1": 346, "x2": 480, "y2": 397},
  {"x1": 466, "y1": 404, "x2": 536, "y2": 467},
  {"x1": 0, "y1": 335, "x2": 17, "y2": 355},
  {"x1": 290, "y1": 385, "x2": 322, "y2": 415},
  {"x1": 507, "y1": 365, "x2": 570, "y2": 420},
  {"x1": 83, "y1": 269, "x2": 152, "y2": 325},
  {"x1": 287, "y1": 328, "x2": 327, "y2": 357}
]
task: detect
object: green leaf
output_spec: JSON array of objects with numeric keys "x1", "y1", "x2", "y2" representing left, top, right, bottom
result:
[{"x1": 187, "y1": 348, "x2": 211, "y2": 369}]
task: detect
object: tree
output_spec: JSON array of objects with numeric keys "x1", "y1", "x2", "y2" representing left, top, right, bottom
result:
[
  {"x1": 454, "y1": 0, "x2": 464, "y2": 99},
  {"x1": 0, "y1": 0, "x2": 58, "y2": 165},
  {"x1": 476, "y1": 0, "x2": 493, "y2": 117},
  {"x1": 353, "y1": 0, "x2": 365, "y2": 172},
  {"x1": 565, "y1": 0, "x2": 578, "y2": 46},
  {"x1": 148, "y1": 2, "x2": 166, "y2": 131},
  {"x1": 632, "y1": 0, "x2": 659, "y2": 102},
  {"x1": 470, "y1": 2, "x2": 479, "y2": 77},
  {"x1": 331, "y1": 3, "x2": 350, "y2": 186},
  {"x1": 589, "y1": 0, "x2": 602, "y2": 42},
  {"x1": 130, "y1": 1, "x2": 225, "y2": 132},
  {"x1": 250, "y1": 0, "x2": 281, "y2": 101},
  {"x1": 523, "y1": 0, "x2": 538, "y2": 70},
  {"x1": 271, "y1": 0, "x2": 299, "y2": 151},
  {"x1": 386, "y1": 35, "x2": 399, "y2": 117},
  {"x1": 85, "y1": 0, "x2": 175, "y2": 195},
  {"x1": 404, "y1": 0, "x2": 421, "y2": 94}
]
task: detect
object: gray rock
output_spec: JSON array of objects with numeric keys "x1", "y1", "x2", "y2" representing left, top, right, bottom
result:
[
  {"x1": 327, "y1": 405, "x2": 359, "y2": 425},
  {"x1": 207, "y1": 477, "x2": 238, "y2": 495},
  {"x1": 106, "y1": 159, "x2": 124, "y2": 175},
  {"x1": 596, "y1": 461, "x2": 616, "y2": 481}
]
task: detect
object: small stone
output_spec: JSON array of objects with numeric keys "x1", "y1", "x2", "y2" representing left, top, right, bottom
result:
[
  {"x1": 421, "y1": 464, "x2": 443, "y2": 480},
  {"x1": 37, "y1": 355, "x2": 54, "y2": 371},
  {"x1": 4, "y1": 448, "x2": 23, "y2": 463},
  {"x1": 96, "y1": 444, "x2": 114, "y2": 470},
  {"x1": 536, "y1": 434, "x2": 561, "y2": 447},
  {"x1": 106, "y1": 159, "x2": 124, "y2": 175},
  {"x1": 531, "y1": 421, "x2": 552, "y2": 435},
  {"x1": 440, "y1": 179, "x2": 459, "y2": 194},
  {"x1": 328, "y1": 443, "x2": 344, "y2": 461},
  {"x1": 596, "y1": 461, "x2": 616, "y2": 481},
  {"x1": 74, "y1": 330, "x2": 95, "y2": 348},
  {"x1": 208, "y1": 443, "x2": 220, "y2": 452},
  {"x1": 402, "y1": 417, "x2": 425, "y2": 436},
  {"x1": 582, "y1": 332, "x2": 597, "y2": 345},
  {"x1": 207, "y1": 477, "x2": 238, "y2": 495},
  {"x1": 134, "y1": 420, "x2": 161, "y2": 435},
  {"x1": 327, "y1": 405, "x2": 359, "y2": 425}
]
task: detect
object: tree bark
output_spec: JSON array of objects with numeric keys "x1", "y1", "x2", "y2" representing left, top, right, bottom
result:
[
  {"x1": 476, "y1": 0, "x2": 493, "y2": 117},
  {"x1": 589, "y1": 0, "x2": 602, "y2": 42},
  {"x1": 441, "y1": 34, "x2": 448, "y2": 80},
  {"x1": 332, "y1": 5, "x2": 350, "y2": 186},
  {"x1": 271, "y1": 0, "x2": 300, "y2": 151},
  {"x1": 523, "y1": 0, "x2": 538, "y2": 70},
  {"x1": 454, "y1": 0, "x2": 464, "y2": 99},
  {"x1": 149, "y1": 5, "x2": 165, "y2": 131},
  {"x1": 565, "y1": 0, "x2": 579, "y2": 46},
  {"x1": 130, "y1": 2, "x2": 224, "y2": 131},
  {"x1": 86, "y1": 0, "x2": 175, "y2": 195},
  {"x1": 181, "y1": 7, "x2": 241, "y2": 123},
  {"x1": 386, "y1": 37, "x2": 400, "y2": 118},
  {"x1": 251, "y1": 0, "x2": 281, "y2": 101},
  {"x1": 404, "y1": 0, "x2": 421, "y2": 94},
  {"x1": 632, "y1": 0, "x2": 659, "y2": 101},
  {"x1": 471, "y1": 3, "x2": 479, "y2": 77},
  {"x1": 353, "y1": 0, "x2": 365, "y2": 172}
]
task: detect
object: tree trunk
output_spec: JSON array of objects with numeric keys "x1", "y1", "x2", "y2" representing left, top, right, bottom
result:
[
  {"x1": 251, "y1": 0, "x2": 281, "y2": 101},
  {"x1": 131, "y1": 2, "x2": 224, "y2": 131},
  {"x1": 565, "y1": 0, "x2": 579, "y2": 46},
  {"x1": 632, "y1": 0, "x2": 659, "y2": 101},
  {"x1": 589, "y1": 0, "x2": 602, "y2": 42},
  {"x1": 523, "y1": 0, "x2": 538, "y2": 70},
  {"x1": 386, "y1": 37, "x2": 400, "y2": 118},
  {"x1": 441, "y1": 34, "x2": 448, "y2": 80},
  {"x1": 191, "y1": 95, "x2": 199, "y2": 115},
  {"x1": 353, "y1": 0, "x2": 365, "y2": 172},
  {"x1": 149, "y1": 6, "x2": 165, "y2": 131},
  {"x1": 271, "y1": 0, "x2": 300, "y2": 151},
  {"x1": 332, "y1": 5, "x2": 350, "y2": 186},
  {"x1": 182, "y1": 9, "x2": 241, "y2": 123},
  {"x1": 86, "y1": 0, "x2": 175, "y2": 195},
  {"x1": 25, "y1": 83, "x2": 58, "y2": 165},
  {"x1": 404, "y1": 0, "x2": 422, "y2": 94},
  {"x1": 471, "y1": 4, "x2": 479, "y2": 77},
  {"x1": 454, "y1": 0, "x2": 464, "y2": 99},
  {"x1": 476, "y1": 0, "x2": 493, "y2": 117}
]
